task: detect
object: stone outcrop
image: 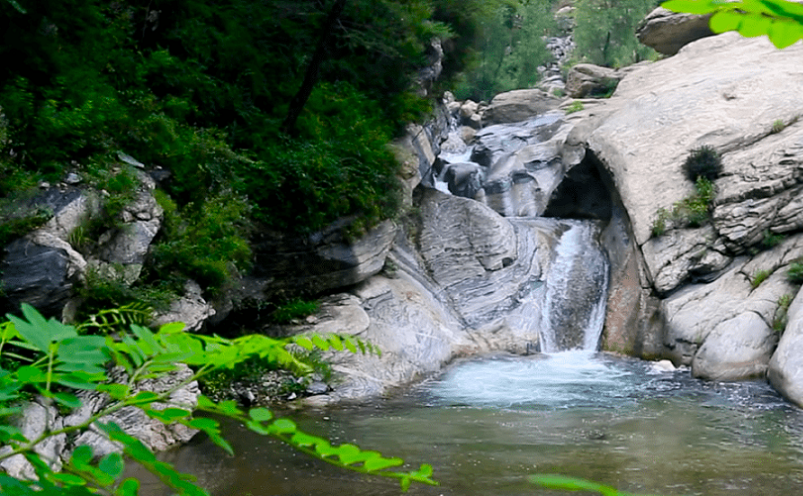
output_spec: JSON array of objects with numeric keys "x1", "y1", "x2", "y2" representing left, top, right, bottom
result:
[
  {"x1": 769, "y1": 291, "x2": 803, "y2": 406},
  {"x1": 583, "y1": 32, "x2": 803, "y2": 382},
  {"x1": 565, "y1": 64, "x2": 622, "y2": 99},
  {"x1": 481, "y1": 89, "x2": 562, "y2": 125},
  {"x1": 636, "y1": 7, "x2": 714, "y2": 56}
]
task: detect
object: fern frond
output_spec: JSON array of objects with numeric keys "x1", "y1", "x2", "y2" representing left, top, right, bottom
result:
[
  {"x1": 292, "y1": 333, "x2": 381, "y2": 357},
  {"x1": 78, "y1": 302, "x2": 153, "y2": 334}
]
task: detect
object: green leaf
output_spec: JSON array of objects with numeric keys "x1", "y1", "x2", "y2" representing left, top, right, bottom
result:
[
  {"x1": 269, "y1": 418, "x2": 297, "y2": 435},
  {"x1": 51, "y1": 391, "x2": 82, "y2": 409},
  {"x1": 710, "y1": 9, "x2": 745, "y2": 33},
  {"x1": 327, "y1": 334, "x2": 344, "y2": 351},
  {"x1": 768, "y1": 18, "x2": 803, "y2": 47},
  {"x1": 738, "y1": 14, "x2": 773, "y2": 36},
  {"x1": 529, "y1": 474, "x2": 623, "y2": 495},
  {"x1": 249, "y1": 407, "x2": 273, "y2": 422},
  {"x1": 157, "y1": 322, "x2": 186, "y2": 335},
  {"x1": 343, "y1": 336, "x2": 358, "y2": 353},
  {"x1": 131, "y1": 324, "x2": 161, "y2": 356},
  {"x1": 71, "y1": 445, "x2": 94, "y2": 467},
  {"x1": 16, "y1": 365, "x2": 46, "y2": 383},
  {"x1": 364, "y1": 456, "x2": 404, "y2": 471},
  {"x1": 8, "y1": 304, "x2": 77, "y2": 352},
  {"x1": 311, "y1": 335, "x2": 330, "y2": 351},
  {"x1": 46, "y1": 472, "x2": 87, "y2": 486},
  {"x1": 129, "y1": 391, "x2": 160, "y2": 405},
  {"x1": 662, "y1": 0, "x2": 720, "y2": 14},
  {"x1": 115, "y1": 478, "x2": 140, "y2": 496},
  {"x1": 99, "y1": 383, "x2": 130, "y2": 400},
  {"x1": 294, "y1": 336, "x2": 314, "y2": 351},
  {"x1": 56, "y1": 336, "x2": 110, "y2": 374},
  {"x1": 98, "y1": 452, "x2": 125, "y2": 480},
  {"x1": 333, "y1": 444, "x2": 362, "y2": 465}
]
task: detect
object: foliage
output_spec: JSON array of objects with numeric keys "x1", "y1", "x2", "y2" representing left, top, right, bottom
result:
[
  {"x1": 565, "y1": 101, "x2": 586, "y2": 114},
  {"x1": 148, "y1": 191, "x2": 252, "y2": 294},
  {"x1": 75, "y1": 267, "x2": 175, "y2": 320},
  {"x1": 272, "y1": 299, "x2": 320, "y2": 325},
  {"x1": 651, "y1": 177, "x2": 716, "y2": 236},
  {"x1": 751, "y1": 269, "x2": 771, "y2": 289},
  {"x1": 588, "y1": 77, "x2": 620, "y2": 98},
  {"x1": 0, "y1": 304, "x2": 436, "y2": 495},
  {"x1": 683, "y1": 145, "x2": 723, "y2": 182},
  {"x1": 0, "y1": 204, "x2": 51, "y2": 246},
  {"x1": 772, "y1": 119, "x2": 786, "y2": 133},
  {"x1": 663, "y1": 0, "x2": 803, "y2": 48},
  {"x1": 762, "y1": 229, "x2": 786, "y2": 249},
  {"x1": 451, "y1": 1, "x2": 557, "y2": 102},
  {"x1": 774, "y1": 293, "x2": 793, "y2": 332},
  {"x1": 573, "y1": 0, "x2": 658, "y2": 67},
  {"x1": 787, "y1": 260, "x2": 803, "y2": 283},
  {"x1": 530, "y1": 474, "x2": 660, "y2": 495}
]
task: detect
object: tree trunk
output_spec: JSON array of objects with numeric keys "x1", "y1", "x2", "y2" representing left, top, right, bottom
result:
[{"x1": 280, "y1": 0, "x2": 347, "y2": 136}]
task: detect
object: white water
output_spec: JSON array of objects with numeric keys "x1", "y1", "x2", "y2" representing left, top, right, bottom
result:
[
  {"x1": 427, "y1": 351, "x2": 633, "y2": 409},
  {"x1": 539, "y1": 220, "x2": 609, "y2": 352}
]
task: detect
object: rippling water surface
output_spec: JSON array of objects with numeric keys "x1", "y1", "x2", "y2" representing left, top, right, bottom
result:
[{"x1": 137, "y1": 352, "x2": 803, "y2": 496}]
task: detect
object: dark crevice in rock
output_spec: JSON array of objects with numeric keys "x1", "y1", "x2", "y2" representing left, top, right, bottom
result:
[{"x1": 543, "y1": 152, "x2": 612, "y2": 222}]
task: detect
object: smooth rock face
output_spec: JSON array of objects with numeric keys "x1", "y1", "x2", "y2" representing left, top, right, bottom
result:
[
  {"x1": 482, "y1": 89, "x2": 562, "y2": 125},
  {"x1": 692, "y1": 311, "x2": 776, "y2": 381},
  {"x1": 769, "y1": 291, "x2": 803, "y2": 407},
  {"x1": 636, "y1": 7, "x2": 714, "y2": 56}
]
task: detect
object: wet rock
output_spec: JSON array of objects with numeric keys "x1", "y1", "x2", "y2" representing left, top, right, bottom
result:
[
  {"x1": 152, "y1": 281, "x2": 216, "y2": 332},
  {"x1": 692, "y1": 311, "x2": 776, "y2": 381}
]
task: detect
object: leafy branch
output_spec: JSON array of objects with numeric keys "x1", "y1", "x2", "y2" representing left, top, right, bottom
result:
[
  {"x1": 663, "y1": 0, "x2": 803, "y2": 48},
  {"x1": 0, "y1": 304, "x2": 432, "y2": 495}
]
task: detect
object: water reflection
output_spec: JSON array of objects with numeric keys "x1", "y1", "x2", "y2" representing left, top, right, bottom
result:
[{"x1": 135, "y1": 353, "x2": 803, "y2": 496}]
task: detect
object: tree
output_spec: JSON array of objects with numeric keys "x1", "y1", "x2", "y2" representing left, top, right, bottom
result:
[
  {"x1": 573, "y1": 0, "x2": 656, "y2": 67},
  {"x1": 662, "y1": 0, "x2": 803, "y2": 48}
]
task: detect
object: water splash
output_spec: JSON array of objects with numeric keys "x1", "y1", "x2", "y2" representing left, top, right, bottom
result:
[{"x1": 539, "y1": 221, "x2": 609, "y2": 352}]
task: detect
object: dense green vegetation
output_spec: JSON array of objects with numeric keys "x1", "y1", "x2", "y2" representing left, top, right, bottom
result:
[{"x1": 572, "y1": 0, "x2": 657, "y2": 67}]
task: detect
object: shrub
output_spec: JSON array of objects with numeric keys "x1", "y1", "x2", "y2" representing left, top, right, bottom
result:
[
  {"x1": 751, "y1": 269, "x2": 771, "y2": 289},
  {"x1": 651, "y1": 177, "x2": 716, "y2": 236},
  {"x1": 683, "y1": 145, "x2": 722, "y2": 182},
  {"x1": 565, "y1": 101, "x2": 585, "y2": 114},
  {"x1": 788, "y1": 260, "x2": 803, "y2": 284},
  {"x1": 272, "y1": 298, "x2": 320, "y2": 324},
  {"x1": 774, "y1": 293, "x2": 793, "y2": 332},
  {"x1": 762, "y1": 229, "x2": 785, "y2": 249},
  {"x1": 771, "y1": 119, "x2": 786, "y2": 134}
]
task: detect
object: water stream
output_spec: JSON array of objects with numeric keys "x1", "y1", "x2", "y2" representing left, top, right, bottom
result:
[{"x1": 136, "y1": 353, "x2": 803, "y2": 496}]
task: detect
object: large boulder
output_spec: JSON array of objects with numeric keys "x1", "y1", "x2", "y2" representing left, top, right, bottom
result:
[
  {"x1": 636, "y1": 7, "x2": 715, "y2": 56},
  {"x1": 588, "y1": 32, "x2": 803, "y2": 288},
  {"x1": 481, "y1": 89, "x2": 562, "y2": 125},
  {"x1": 661, "y1": 235, "x2": 803, "y2": 375},
  {"x1": 565, "y1": 64, "x2": 621, "y2": 99},
  {"x1": 769, "y1": 290, "x2": 803, "y2": 406}
]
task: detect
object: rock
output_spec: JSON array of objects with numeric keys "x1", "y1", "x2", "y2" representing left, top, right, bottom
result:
[
  {"x1": 250, "y1": 219, "x2": 398, "y2": 298},
  {"x1": 588, "y1": 32, "x2": 803, "y2": 249},
  {"x1": 636, "y1": 7, "x2": 714, "y2": 56},
  {"x1": 64, "y1": 172, "x2": 82, "y2": 185},
  {"x1": 769, "y1": 290, "x2": 803, "y2": 406},
  {"x1": 152, "y1": 281, "x2": 215, "y2": 332},
  {"x1": 439, "y1": 131, "x2": 468, "y2": 155},
  {"x1": 442, "y1": 162, "x2": 483, "y2": 199},
  {"x1": 0, "y1": 400, "x2": 66, "y2": 480},
  {"x1": 95, "y1": 172, "x2": 163, "y2": 284},
  {"x1": 691, "y1": 311, "x2": 776, "y2": 381},
  {"x1": 662, "y1": 236, "x2": 803, "y2": 366},
  {"x1": 481, "y1": 89, "x2": 562, "y2": 125},
  {"x1": 1, "y1": 236, "x2": 85, "y2": 317},
  {"x1": 565, "y1": 64, "x2": 621, "y2": 99},
  {"x1": 651, "y1": 359, "x2": 677, "y2": 372}
]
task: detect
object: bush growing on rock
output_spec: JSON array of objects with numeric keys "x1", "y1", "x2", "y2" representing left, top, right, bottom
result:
[{"x1": 683, "y1": 145, "x2": 723, "y2": 182}]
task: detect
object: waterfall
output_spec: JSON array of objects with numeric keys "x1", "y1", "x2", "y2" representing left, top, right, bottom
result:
[{"x1": 539, "y1": 220, "x2": 609, "y2": 352}]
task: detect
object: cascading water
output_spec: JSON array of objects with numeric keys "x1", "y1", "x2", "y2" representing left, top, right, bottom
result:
[{"x1": 539, "y1": 220, "x2": 609, "y2": 352}]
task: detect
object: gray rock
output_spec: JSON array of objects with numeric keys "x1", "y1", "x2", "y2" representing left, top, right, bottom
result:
[
  {"x1": 152, "y1": 281, "x2": 215, "y2": 332},
  {"x1": 636, "y1": 7, "x2": 714, "y2": 56},
  {"x1": 251, "y1": 219, "x2": 398, "y2": 298},
  {"x1": 482, "y1": 89, "x2": 562, "y2": 125},
  {"x1": 769, "y1": 290, "x2": 803, "y2": 406},
  {"x1": 565, "y1": 64, "x2": 621, "y2": 99},
  {"x1": 0, "y1": 400, "x2": 66, "y2": 480},
  {"x1": 443, "y1": 162, "x2": 483, "y2": 199},
  {"x1": 692, "y1": 311, "x2": 776, "y2": 381}
]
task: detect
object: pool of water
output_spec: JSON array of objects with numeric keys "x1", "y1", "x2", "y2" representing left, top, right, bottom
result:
[{"x1": 137, "y1": 352, "x2": 803, "y2": 496}]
